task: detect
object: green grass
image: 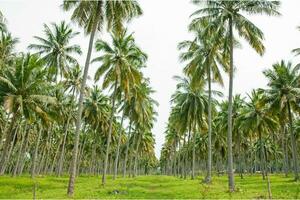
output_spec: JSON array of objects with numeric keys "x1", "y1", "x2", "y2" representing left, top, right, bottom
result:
[{"x1": 0, "y1": 174, "x2": 299, "y2": 199}]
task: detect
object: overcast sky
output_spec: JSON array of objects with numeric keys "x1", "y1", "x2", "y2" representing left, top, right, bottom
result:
[{"x1": 1, "y1": 0, "x2": 300, "y2": 158}]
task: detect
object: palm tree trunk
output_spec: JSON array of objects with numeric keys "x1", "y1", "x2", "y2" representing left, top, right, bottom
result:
[
  {"x1": 67, "y1": 2, "x2": 101, "y2": 196},
  {"x1": 287, "y1": 101, "x2": 299, "y2": 181},
  {"x1": 259, "y1": 128, "x2": 266, "y2": 180},
  {"x1": 123, "y1": 121, "x2": 132, "y2": 177},
  {"x1": 102, "y1": 81, "x2": 118, "y2": 185},
  {"x1": 237, "y1": 130, "x2": 243, "y2": 179},
  {"x1": 227, "y1": 17, "x2": 235, "y2": 192},
  {"x1": 18, "y1": 126, "x2": 30, "y2": 175},
  {"x1": 77, "y1": 132, "x2": 87, "y2": 176},
  {"x1": 113, "y1": 111, "x2": 125, "y2": 180},
  {"x1": 31, "y1": 125, "x2": 43, "y2": 178},
  {"x1": 192, "y1": 136, "x2": 196, "y2": 180},
  {"x1": 57, "y1": 117, "x2": 70, "y2": 176},
  {"x1": 133, "y1": 133, "x2": 142, "y2": 177},
  {"x1": 0, "y1": 113, "x2": 17, "y2": 175},
  {"x1": 13, "y1": 123, "x2": 28, "y2": 177},
  {"x1": 281, "y1": 125, "x2": 288, "y2": 177},
  {"x1": 4, "y1": 125, "x2": 19, "y2": 174},
  {"x1": 129, "y1": 132, "x2": 137, "y2": 178},
  {"x1": 264, "y1": 146, "x2": 272, "y2": 199},
  {"x1": 205, "y1": 62, "x2": 212, "y2": 183}
]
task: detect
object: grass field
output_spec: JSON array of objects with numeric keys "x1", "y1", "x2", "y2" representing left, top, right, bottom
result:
[{"x1": 0, "y1": 174, "x2": 299, "y2": 199}]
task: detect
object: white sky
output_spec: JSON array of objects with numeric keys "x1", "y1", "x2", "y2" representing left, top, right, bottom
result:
[{"x1": 1, "y1": 0, "x2": 300, "y2": 158}]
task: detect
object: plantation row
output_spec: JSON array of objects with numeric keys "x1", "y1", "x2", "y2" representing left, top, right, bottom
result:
[
  {"x1": 0, "y1": 1, "x2": 158, "y2": 196},
  {"x1": 159, "y1": 0, "x2": 300, "y2": 198}
]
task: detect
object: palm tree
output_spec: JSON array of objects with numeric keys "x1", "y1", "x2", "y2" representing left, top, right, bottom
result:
[
  {"x1": 241, "y1": 90, "x2": 278, "y2": 179},
  {"x1": 179, "y1": 18, "x2": 228, "y2": 182},
  {"x1": 0, "y1": 10, "x2": 6, "y2": 32},
  {"x1": 0, "y1": 31, "x2": 18, "y2": 69},
  {"x1": 28, "y1": 21, "x2": 81, "y2": 82},
  {"x1": 0, "y1": 53, "x2": 56, "y2": 174},
  {"x1": 62, "y1": 1, "x2": 142, "y2": 195},
  {"x1": 92, "y1": 30, "x2": 146, "y2": 185},
  {"x1": 263, "y1": 60, "x2": 300, "y2": 181},
  {"x1": 63, "y1": 64, "x2": 83, "y2": 99},
  {"x1": 171, "y1": 75, "x2": 209, "y2": 179},
  {"x1": 190, "y1": 0, "x2": 280, "y2": 191}
]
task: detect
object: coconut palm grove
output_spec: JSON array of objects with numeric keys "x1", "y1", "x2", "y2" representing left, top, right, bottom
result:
[{"x1": 1, "y1": 0, "x2": 300, "y2": 199}]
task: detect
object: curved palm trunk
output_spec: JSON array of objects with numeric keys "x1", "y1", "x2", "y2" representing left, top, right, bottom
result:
[
  {"x1": 67, "y1": 2, "x2": 101, "y2": 194},
  {"x1": 113, "y1": 112, "x2": 125, "y2": 180},
  {"x1": 102, "y1": 81, "x2": 118, "y2": 185},
  {"x1": 287, "y1": 101, "x2": 299, "y2": 181},
  {"x1": 227, "y1": 17, "x2": 235, "y2": 192},
  {"x1": 205, "y1": 63, "x2": 212, "y2": 183}
]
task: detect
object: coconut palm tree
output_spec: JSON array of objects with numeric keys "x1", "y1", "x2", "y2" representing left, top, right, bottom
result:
[
  {"x1": 263, "y1": 60, "x2": 300, "y2": 181},
  {"x1": 0, "y1": 31, "x2": 18, "y2": 69},
  {"x1": 190, "y1": 0, "x2": 280, "y2": 191},
  {"x1": 62, "y1": 1, "x2": 142, "y2": 194},
  {"x1": 179, "y1": 18, "x2": 228, "y2": 182},
  {"x1": 0, "y1": 10, "x2": 6, "y2": 32},
  {"x1": 28, "y1": 21, "x2": 82, "y2": 82},
  {"x1": 241, "y1": 90, "x2": 278, "y2": 179},
  {"x1": 0, "y1": 53, "x2": 56, "y2": 174},
  {"x1": 92, "y1": 30, "x2": 146, "y2": 185},
  {"x1": 171, "y1": 75, "x2": 209, "y2": 179}
]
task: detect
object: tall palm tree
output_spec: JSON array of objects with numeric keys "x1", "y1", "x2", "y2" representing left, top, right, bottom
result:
[
  {"x1": 28, "y1": 21, "x2": 82, "y2": 82},
  {"x1": 171, "y1": 75, "x2": 209, "y2": 179},
  {"x1": 62, "y1": 1, "x2": 142, "y2": 195},
  {"x1": 179, "y1": 19, "x2": 228, "y2": 182},
  {"x1": 263, "y1": 60, "x2": 300, "y2": 181},
  {"x1": 0, "y1": 54, "x2": 56, "y2": 174},
  {"x1": 190, "y1": 0, "x2": 280, "y2": 191},
  {"x1": 93, "y1": 30, "x2": 146, "y2": 185}
]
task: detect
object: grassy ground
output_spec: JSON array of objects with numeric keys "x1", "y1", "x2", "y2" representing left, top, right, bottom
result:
[{"x1": 0, "y1": 174, "x2": 299, "y2": 199}]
